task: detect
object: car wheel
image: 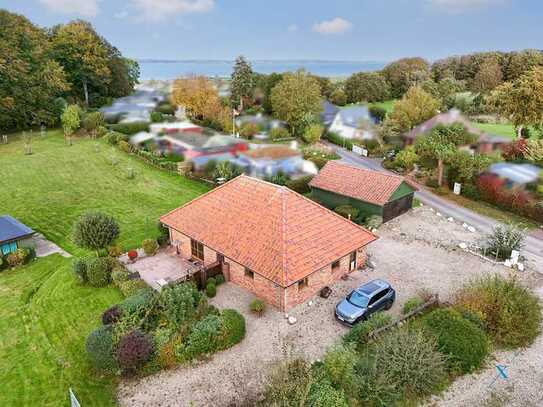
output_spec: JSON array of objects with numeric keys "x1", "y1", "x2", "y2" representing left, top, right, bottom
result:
[{"x1": 384, "y1": 300, "x2": 393, "y2": 310}]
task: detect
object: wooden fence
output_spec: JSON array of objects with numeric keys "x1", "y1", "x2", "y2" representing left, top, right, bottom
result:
[{"x1": 368, "y1": 294, "x2": 439, "y2": 340}]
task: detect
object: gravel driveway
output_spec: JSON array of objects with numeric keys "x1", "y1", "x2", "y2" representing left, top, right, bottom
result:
[{"x1": 118, "y1": 206, "x2": 541, "y2": 406}]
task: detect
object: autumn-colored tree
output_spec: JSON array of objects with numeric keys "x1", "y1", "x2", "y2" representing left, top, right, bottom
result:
[
  {"x1": 472, "y1": 59, "x2": 503, "y2": 93},
  {"x1": 383, "y1": 57, "x2": 431, "y2": 97},
  {"x1": 386, "y1": 86, "x2": 441, "y2": 134},
  {"x1": 487, "y1": 67, "x2": 543, "y2": 138},
  {"x1": 525, "y1": 139, "x2": 543, "y2": 165},
  {"x1": 415, "y1": 124, "x2": 478, "y2": 186},
  {"x1": 0, "y1": 10, "x2": 70, "y2": 130},
  {"x1": 171, "y1": 76, "x2": 219, "y2": 119},
  {"x1": 270, "y1": 70, "x2": 322, "y2": 136},
  {"x1": 503, "y1": 49, "x2": 543, "y2": 81},
  {"x1": 230, "y1": 56, "x2": 254, "y2": 110},
  {"x1": 50, "y1": 20, "x2": 112, "y2": 106}
]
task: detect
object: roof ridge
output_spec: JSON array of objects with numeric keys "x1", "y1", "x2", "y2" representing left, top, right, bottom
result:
[{"x1": 328, "y1": 160, "x2": 406, "y2": 181}]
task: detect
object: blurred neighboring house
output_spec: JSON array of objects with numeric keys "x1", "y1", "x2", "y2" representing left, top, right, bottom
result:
[
  {"x1": 100, "y1": 90, "x2": 166, "y2": 123},
  {"x1": 321, "y1": 100, "x2": 340, "y2": 128},
  {"x1": 235, "y1": 113, "x2": 286, "y2": 132},
  {"x1": 486, "y1": 162, "x2": 541, "y2": 188},
  {"x1": 150, "y1": 121, "x2": 203, "y2": 135},
  {"x1": 403, "y1": 109, "x2": 510, "y2": 154},
  {"x1": 158, "y1": 133, "x2": 248, "y2": 160},
  {"x1": 230, "y1": 146, "x2": 315, "y2": 178},
  {"x1": 129, "y1": 131, "x2": 156, "y2": 147},
  {"x1": 328, "y1": 105, "x2": 376, "y2": 140}
]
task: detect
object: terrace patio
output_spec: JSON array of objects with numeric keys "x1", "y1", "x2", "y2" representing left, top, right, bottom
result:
[{"x1": 121, "y1": 247, "x2": 203, "y2": 290}]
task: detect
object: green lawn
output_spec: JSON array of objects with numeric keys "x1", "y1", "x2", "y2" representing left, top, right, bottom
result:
[
  {"x1": 0, "y1": 255, "x2": 122, "y2": 406},
  {"x1": 0, "y1": 131, "x2": 210, "y2": 256},
  {"x1": 368, "y1": 99, "x2": 396, "y2": 114},
  {"x1": 0, "y1": 131, "x2": 210, "y2": 405},
  {"x1": 472, "y1": 122, "x2": 517, "y2": 139}
]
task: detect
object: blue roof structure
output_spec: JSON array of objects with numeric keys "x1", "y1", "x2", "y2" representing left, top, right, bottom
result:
[
  {"x1": 489, "y1": 163, "x2": 541, "y2": 185},
  {"x1": 321, "y1": 100, "x2": 340, "y2": 127},
  {"x1": 337, "y1": 105, "x2": 374, "y2": 128},
  {"x1": 0, "y1": 215, "x2": 34, "y2": 244}
]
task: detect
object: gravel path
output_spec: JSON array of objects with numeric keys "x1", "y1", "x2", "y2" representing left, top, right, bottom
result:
[{"x1": 118, "y1": 207, "x2": 541, "y2": 406}]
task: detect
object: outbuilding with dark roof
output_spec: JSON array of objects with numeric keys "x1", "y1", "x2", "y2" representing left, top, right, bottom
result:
[
  {"x1": 0, "y1": 215, "x2": 35, "y2": 256},
  {"x1": 309, "y1": 161, "x2": 418, "y2": 223}
]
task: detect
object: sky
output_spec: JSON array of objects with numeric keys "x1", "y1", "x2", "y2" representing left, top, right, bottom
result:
[{"x1": 1, "y1": 0, "x2": 542, "y2": 62}]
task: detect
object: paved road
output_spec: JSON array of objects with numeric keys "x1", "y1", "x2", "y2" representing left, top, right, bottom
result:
[{"x1": 332, "y1": 146, "x2": 543, "y2": 266}]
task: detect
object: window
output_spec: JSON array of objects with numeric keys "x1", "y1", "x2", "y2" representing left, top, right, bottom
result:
[
  {"x1": 244, "y1": 267, "x2": 254, "y2": 279},
  {"x1": 190, "y1": 239, "x2": 204, "y2": 260},
  {"x1": 349, "y1": 251, "x2": 357, "y2": 271},
  {"x1": 216, "y1": 253, "x2": 224, "y2": 263},
  {"x1": 369, "y1": 290, "x2": 386, "y2": 306},
  {"x1": 298, "y1": 277, "x2": 309, "y2": 290},
  {"x1": 331, "y1": 260, "x2": 340, "y2": 272}
]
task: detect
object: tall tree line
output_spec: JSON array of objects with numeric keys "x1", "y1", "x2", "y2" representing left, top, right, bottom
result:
[{"x1": 0, "y1": 10, "x2": 139, "y2": 131}]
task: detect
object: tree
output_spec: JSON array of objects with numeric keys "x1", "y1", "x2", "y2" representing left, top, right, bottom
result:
[
  {"x1": 422, "y1": 77, "x2": 465, "y2": 110},
  {"x1": 344, "y1": 72, "x2": 390, "y2": 103},
  {"x1": 171, "y1": 76, "x2": 219, "y2": 119},
  {"x1": 472, "y1": 59, "x2": 503, "y2": 93},
  {"x1": 329, "y1": 86, "x2": 347, "y2": 106},
  {"x1": 385, "y1": 86, "x2": 441, "y2": 134},
  {"x1": 503, "y1": 49, "x2": 543, "y2": 81},
  {"x1": 82, "y1": 111, "x2": 104, "y2": 138},
  {"x1": 230, "y1": 56, "x2": 254, "y2": 110},
  {"x1": 270, "y1": 70, "x2": 322, "y2": 136},
  {"x1": 447, "y1": 150, "x2": 492, "y2": 184},
  {"x1": 253, "y1": 72, "x2": 284, "y2": 114},
  {"x1": 73, "y1": 211, "x2": 120, "y2": 253},
  {"x1": 0, "y1": 10, "x2": 70, "y2": 131},
  {"x1": 303, "y1": 124, "x2": 324, "y2": 144},
  {"x1": 61, "y1": 104, "x2": 81, "y2": 145},
  {"x1": 415, "y1": 124, "x2": 478, "y2": 186},
  {"x1": 487, "y1": 67, "x2": 543, "y2": 138},
  {"x1": 50, "y1": 20, "x2": 112, "y2": 106},
  {"x1": 383, "y1": 57, "x2": 431, "y2": 97}
]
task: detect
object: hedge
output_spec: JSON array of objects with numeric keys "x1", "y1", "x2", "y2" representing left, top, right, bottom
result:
[
  {"x1": 324, "y1": 132, "x2": 353, "y2": 150},
  {"x1": 109, "y1": 122, "x2": 150, "y2": 135}
]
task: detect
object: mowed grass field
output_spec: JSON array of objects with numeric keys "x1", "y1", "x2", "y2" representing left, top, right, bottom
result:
[
  {"x1": 472, "y1": 122, "x2": 517, "y2": 139},
  {"x1": 0, "y1": 131, "x2": 210, "y2": 405},
  {"x1": 0, "y1": 131, "x2": 210, "y2": 256},
  {"x1": 0, "y1": 255, "x2": 122, "y2": 406}
]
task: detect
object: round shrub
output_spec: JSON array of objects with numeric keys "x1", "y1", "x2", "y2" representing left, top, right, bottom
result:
[
  {"x1": 142, "y1": 239, "x2": 158, "y2": 256},
  {"x1": 184, "y1": 314, "x2": 222, "y2": 358},
  {"x1": 107, "y1": 244, "x2": 123, "y2": 258},
  {"x1": 85, "y1": 325, "x2": 118, "y2": 372},
  {"x1": 117, "y1": 329, "x2": 155, "y2": 375},
  {"x1": 375, "y1": 328, "x2": 447, "y2": 397},
  {"x1": 423, "y1": 308, "x2": 489, "y2": 374},
  {"x1": 455, "y1": 276, "x2": 541, "y2": 348},
  {"x1": 402, "y1": 296, "x2": 424, "y2": 315},
  {"x1": 102, "y1": 305, "x2": 123, "y2": 325},
  {"x1": 218, "y1": 309, "x2": 246, "y2": 349},
  {"x1": 73, "y1": 212, "x2": 120, "y2": 252},
  {"x1": 72, "y1": 258, "x2": 88, "y2": 283},
  {"x1": 269, "y1": 127, "x2": 290, "y2": 141},
  {"x1": 215, "y1": 274, "x2": 225, "y2": 285},
  {"x1": 119, "y1": 279, "x2": 148, "y2": 297},
  {"x1": 239, "y1": 122, "x2": 259, "y2": 138},
  {"x1": 307, "y1": 380, "x2": 348, "y2": 407},
  {"x1": 111, "y1": 267, "x2": 130, "y2": 287},
  {"x1": 249, "y1": 298, "x2": 265, "y2": 315},
  {"x1": 86, "y1": 257, "x2": 113, "y2": 287},
  {"x1": 206, "y1": 277, "x2": 217, "y2": 286},
  {"x1": 206, "y1": 282, "x2": 217, "y2": 298}
]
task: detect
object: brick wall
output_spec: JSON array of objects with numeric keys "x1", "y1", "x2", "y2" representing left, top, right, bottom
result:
[{"x1": 170, "y1": 229, "x2": 218, "y2": 266}]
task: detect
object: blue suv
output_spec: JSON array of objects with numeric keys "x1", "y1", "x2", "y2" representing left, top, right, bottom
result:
[{"x1": 335, "y1": 279, "x2": 395, "y2": 326}]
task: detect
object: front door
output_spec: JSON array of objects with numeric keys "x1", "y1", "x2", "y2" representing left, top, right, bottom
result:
[{"x1": 349, "y1": 251, "x2": 357, "y2": 271}]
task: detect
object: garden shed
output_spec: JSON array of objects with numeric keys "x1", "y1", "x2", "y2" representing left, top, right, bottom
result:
[
  {"x1": 0, "y1": 215, "x2": 35, "y2": 256},
  {"x1": 309, "y1": 161, "x2": 417, "y2": 222}
]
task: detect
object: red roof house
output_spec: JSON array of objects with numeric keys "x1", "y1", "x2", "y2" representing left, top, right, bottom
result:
[{"x1": 161, "y1": 175, "x2": 377, "y2": 310}]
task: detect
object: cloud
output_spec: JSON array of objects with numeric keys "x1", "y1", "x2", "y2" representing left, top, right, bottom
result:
[
  {"x1": 312, "y1": 17, "x2": 352, "y2": 35},
  {"x1": 132, "y1": 0, "x2": 215, "y2": 22},
  {"x1": 287, "y1": 24, "x2": 299, "y2": 33},
  {"x1": 427, "y1": 0, "x2": 505, "y2": 13},
  {"x1": 38, "y1": 0, "x2": 99, "y2": 17}
]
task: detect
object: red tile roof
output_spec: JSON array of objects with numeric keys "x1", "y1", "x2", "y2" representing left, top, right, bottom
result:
[
  {"x1": 309, "y1": 161, "x2": 417, "y2": 206},
  {"x1": 161, "y1": 175, "x2": 377, "y2": 287},
  {"x1": 242, "y1": 146, "x2": 300, "y2": 160}
]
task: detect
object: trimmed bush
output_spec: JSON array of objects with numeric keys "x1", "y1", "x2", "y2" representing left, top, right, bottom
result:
[
  {"x1": 206, "y1": 277, "x2": 217, "y2": 286},
  {"x1": 218, "y1": 309, "x2": 246, "y2": 349},
  {"x1": 249, "y1": 298, "x2": 265, "y2": 315},
  {"x1": 423, "y1": 308, "x2": 489, "y2": 373},
  {"x1": 402, "y1": 296, "x2": 424, "y2": 315},
  {"x1": 325, "y1": 132, "x2": 353, "y2": 150},
  {"x1": 102, "y1": 305, "x2": 123, "y2": 325},
  {"x1": 206, "y1": 282, "x2": 217, "y2": 298},
  {"x1": 85, "y1": 325, "x2": 118, "y2": 372},
  {"x1": 109, "y1": 122, "x2": 150, "y2": 135},
  {"x1": 107, "y1": 244, "x2": 123, "y2": 258},
  {"x1": 111, "y1": 267, "x2": 129, "y2": 287},
  {"x1": 119, "y1": 279, "x2": 148, "y2": 297},
  {"x1": 215, "y1": 274, "x2": 225, "y2": 285},
  {"x1": 455, "y1": 276, "x2": 541, "y2": 348},
  {"x1": 117, "y1": 329, "x2": 155, "y2": 375},
  {"x1": 86, "y1": 257, "x2": 113, "y2": 287},
  {"x1": 303, "y1": 123, "x2": 324, "y2": 144},
  {"x1": 73, "y1": 212, "x2": 120, "y2": 252},
  {"x1": 118, "y1": 140, "x2": 132, "y2": 154},
  {"x1": 344, "y1": 312, "x2": 392, "y2": 349},
  {"x1": 286, "y1": 176, "x2": 313, "y2": 194},
  {"x1": 184, "y1": 314, "x2": 222, "y2": 358},
  {"x1": 72, "y1": 258, "x2": 88, "y2": 283},
  {"x1": 269, "y1": 127, "x2": 290, "y2": 141},
  {"x1": 375, "y1": 328, "x2": 447, "y2": 397},
  {"x1": 142, "y1": 239, "x2": 158, "y2": 256}
]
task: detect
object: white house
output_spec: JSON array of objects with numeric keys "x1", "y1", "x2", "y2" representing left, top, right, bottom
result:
[{"x1": 328, "y1": 105, "x2": 376, "y2": 140}]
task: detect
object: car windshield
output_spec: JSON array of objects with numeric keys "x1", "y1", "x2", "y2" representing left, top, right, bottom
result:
[{"x1": 348, "y1": 291, "x2": 369, "y2": 308}]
